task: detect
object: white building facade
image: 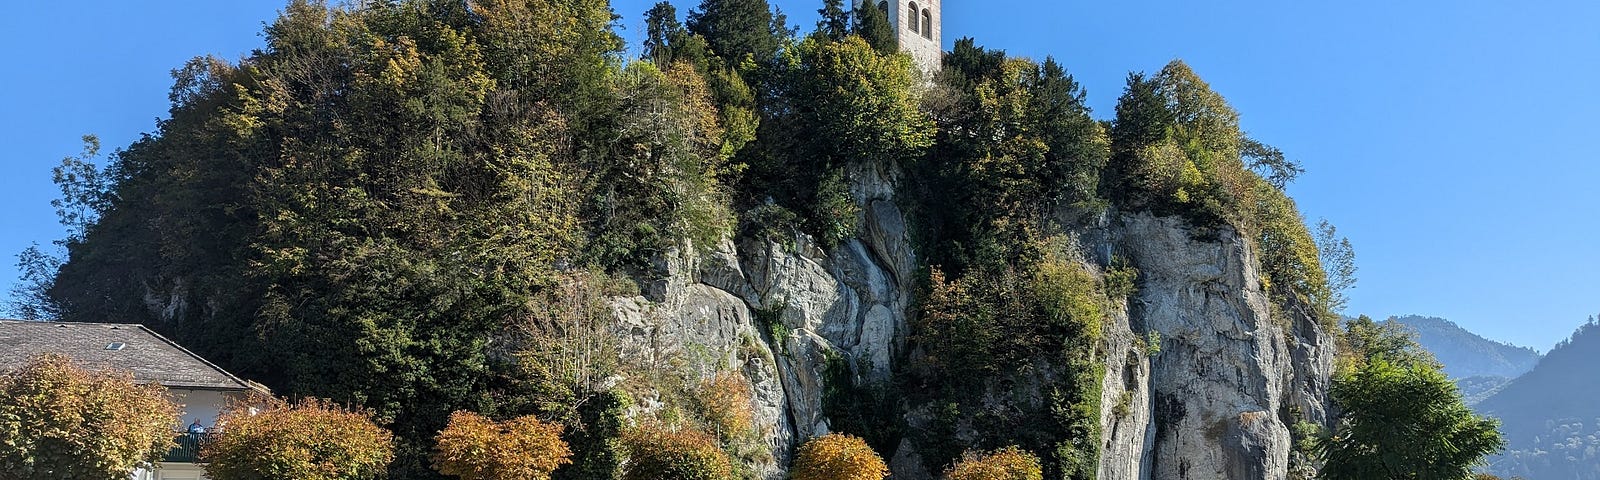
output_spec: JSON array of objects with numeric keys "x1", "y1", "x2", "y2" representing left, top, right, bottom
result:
[{"x1": 858, "y1": 0, "x2": 943, "y2": 74}]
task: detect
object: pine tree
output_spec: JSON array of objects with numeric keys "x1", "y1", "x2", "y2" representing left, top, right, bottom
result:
[
  {"x1": 687, "y1": 0, "x2": 782, "y2": 63},
  {"x1": 854, "y1": 1, "x2": 897, "y2": 54},
  {"x1": 644, "y1": 2, "x2": 683, "y2": 63},
  {"x1": 818, "y1": 0, "x2": 850, "y2": 41}
]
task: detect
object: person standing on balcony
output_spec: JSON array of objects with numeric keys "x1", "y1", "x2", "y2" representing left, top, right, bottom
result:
[{"x1": 187, "y1": 419, "x2": 205, "y2": 434}]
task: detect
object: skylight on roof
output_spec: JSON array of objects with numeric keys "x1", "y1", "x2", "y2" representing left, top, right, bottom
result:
[{"x1": 105, "y1": 342, "x2": 126, "y2": 351}]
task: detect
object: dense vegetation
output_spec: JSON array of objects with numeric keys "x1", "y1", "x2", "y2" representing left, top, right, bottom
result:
[{"x1": 6, "y1": 0, "x2": 1383, "y2": 478}]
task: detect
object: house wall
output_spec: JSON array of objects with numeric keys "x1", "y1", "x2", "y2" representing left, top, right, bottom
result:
[
  {"x1": 133, "y1": 463, "x2": 207, "y2": 480},
  {"x1": 168, "y1": 389, "x2": 234, "y2": 431}
]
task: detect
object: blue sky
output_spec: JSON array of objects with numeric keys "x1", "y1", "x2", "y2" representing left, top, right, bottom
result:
[{"x1": 3, "y1": 0, "x2": 1597, "y2": 350}]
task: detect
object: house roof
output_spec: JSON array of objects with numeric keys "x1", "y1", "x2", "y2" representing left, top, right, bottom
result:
[{"x1": 0, "y1": 320, "x2": 253, "y2": 391}]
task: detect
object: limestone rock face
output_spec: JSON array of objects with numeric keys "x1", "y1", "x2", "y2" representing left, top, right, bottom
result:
[
  {"x1": 1094, "y1": 214, "x2": 1335, "y2": 480},
  {"x1": 608, "y1": 163, "x2": 915, "y2": 479},
  {"x1": 607, "y1": 171, "x2": 1334, "y2": 480}
]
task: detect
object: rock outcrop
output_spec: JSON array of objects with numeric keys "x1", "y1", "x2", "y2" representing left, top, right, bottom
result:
[
  {"x1": 609, "y1": 162, "x2": 916, "y2": 478},
  {"x1": 608, "y1": 172, "x2": 1335, "y2": 479},
  {"x1": 1095, "y1": 215, "x2": 1335, "y2": 480}
]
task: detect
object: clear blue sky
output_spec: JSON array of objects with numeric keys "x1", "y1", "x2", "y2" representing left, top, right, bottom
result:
[{"x1": 3, "y1": 1, "x2": 1597, "y2": 351}]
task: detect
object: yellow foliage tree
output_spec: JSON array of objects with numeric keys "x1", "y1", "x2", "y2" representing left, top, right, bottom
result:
[
  {"x1": 790, "y1": 433, "x2": 888, "y2": 480},
  {"x1": 695, "y1": 372, "x2": 755, "y2": 443},
  {"x1": 0, "y1": 354, "x2": 179, "y2": 480},
  {"x1": 202, "y1": 397, "x2": 394, "y2": 480},
  {"x1": 432, "y1": 410, "x2": 572, "y2": 480},
  {"x1": 944, "y1": 446, "x2": 1044, "y2": 480}
]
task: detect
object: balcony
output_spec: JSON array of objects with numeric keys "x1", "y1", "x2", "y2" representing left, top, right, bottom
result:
[{"x1": 163, "y1": 432, "x2": 213, "y2": 463}]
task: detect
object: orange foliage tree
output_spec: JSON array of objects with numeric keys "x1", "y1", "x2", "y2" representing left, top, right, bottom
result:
[
  {"x1": 202, "y1": 397, "x2": 394, "y2": 480},
  {"x1": 432, "y1": 410, "x2": 572, "y2": 480},
  {"x1": 945, "y1": 446, "x2": 1045, "y2": 480},
  {"x1": 620, "y1": 424, "x2": 733, "y2": 480},
  {"x1": 790, "y1": 433, "x2": 888, "y2": 480},
  {"x1": 694, "y1": 372, "x2": 755, "y2": 443},
  {"x1": 0, "y1": 353, "x2": 179, "y2": 480}
]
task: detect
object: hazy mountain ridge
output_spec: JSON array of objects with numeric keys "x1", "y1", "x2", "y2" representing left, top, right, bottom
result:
[{"x1": 1388, "y1": 315, "x2": 1540, "y2": 379}]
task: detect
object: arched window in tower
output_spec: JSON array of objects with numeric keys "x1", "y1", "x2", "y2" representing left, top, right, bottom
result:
[
  {"x1": 922, "y1": 9, "x2": 932, "y2": 39},
  {"x1": 908, "y1": 2, "x2": 920, "y2": 33}
]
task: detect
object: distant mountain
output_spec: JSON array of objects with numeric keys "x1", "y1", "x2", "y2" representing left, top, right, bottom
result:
[
  {"x1": 1388, "y1": 315, "x2": 1541, "y2": 379},
  {"x1": 1477, "y1": 319, "x2": 1600, "y2": 479}
]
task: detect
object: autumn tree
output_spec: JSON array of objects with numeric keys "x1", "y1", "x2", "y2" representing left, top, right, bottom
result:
[
  {"x1": 693, "y1": 373, "x2": 757, "y2": 445},
  {"x1": 203, "y1": 398, "x2": 394, "y2": 480},
  {"x1": 790, "y1": 433, "x2": 888, "y2": 480},
  {"x1": 0, "y1": 354, "x2": 179, "y2": 480},
  {"x1": 432, "y1": 411, "x2": 571, "y2": 480},
  {"x1": 620, "y1": 425, "x2": 733, "y2": 480},
  {"x1": 944, "y1": 446, "x2": 1045, "y2": 480}
]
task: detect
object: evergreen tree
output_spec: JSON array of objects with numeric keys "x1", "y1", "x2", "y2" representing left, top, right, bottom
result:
[
  {"x1": 687, "y1": 0, "x2": 783, "y2": 63},
  {"x1": 818, "y1": 0, "x2": 850, "y2": 41},
  {"x1": 644, "y1": 2, "x2": 684, "y2": 63},
  {"x1": 853, "y1": 1, "x2": 896, "y2": 54}
]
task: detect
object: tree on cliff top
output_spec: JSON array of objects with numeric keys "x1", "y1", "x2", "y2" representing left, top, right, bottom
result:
[{"x1": 687, "y1": 0, "x2": 785, "y2": 63}]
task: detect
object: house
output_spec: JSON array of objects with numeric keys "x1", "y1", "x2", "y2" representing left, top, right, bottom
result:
[{"x1": 0, "y1": 320, "x2": 261, "y2": 480}]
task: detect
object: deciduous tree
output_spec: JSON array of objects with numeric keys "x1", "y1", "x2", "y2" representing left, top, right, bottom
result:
[
  {"x1": 620, "y1": 425, "x2": 733, "y2": 480},
  {"x1": 432, "y1": 411, "x2": 571, "y2": 480},
  {"x1": 944, "y1": 446, "x2": 1045, "y2": 480},
  {"x1": 203, "y1": 398, "x2": 394, "y2": 480},
  {"x1": 1318, "y1": 317, "x2": 1504, "y2": 480},
  {"x1": 790, "y1": 433, "x2": 888, "y2": 480},
  {"x1": 0, "y1": 354, "x2": 179, "y2": 480}
]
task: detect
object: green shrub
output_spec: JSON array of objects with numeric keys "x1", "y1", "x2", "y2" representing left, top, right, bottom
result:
[{"x1": 620, "y1": 425, "x2": 733, "y2": 480}]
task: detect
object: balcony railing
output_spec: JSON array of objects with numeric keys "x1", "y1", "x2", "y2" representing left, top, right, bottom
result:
[{"x1": 163, "y1": 432, "x2": 213, "y2": 463}]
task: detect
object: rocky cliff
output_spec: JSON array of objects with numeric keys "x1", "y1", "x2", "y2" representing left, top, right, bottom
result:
[
  {"x1": 606, "y1": 167, "x2": 1336, "y2": 479},
  {"x1": 1094, "y1": 215, "x2": 1335, "y2": 480}
]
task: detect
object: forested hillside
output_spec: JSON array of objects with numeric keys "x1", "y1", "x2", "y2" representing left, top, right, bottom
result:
[
  {"x1": 5, "y1": 1, "x2": 1499, "y2": 479},
  {"x1": 1479, "y1": 318, "x2": 1600, "y2": 479},
  {"x1": 1389, "y1": 315, "x2": 1540, "y2": 405}
]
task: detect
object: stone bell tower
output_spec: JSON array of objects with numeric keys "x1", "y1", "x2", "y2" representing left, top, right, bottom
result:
[{"x1": 857, "y1": 0, "x2": 942, "y2": 74}]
